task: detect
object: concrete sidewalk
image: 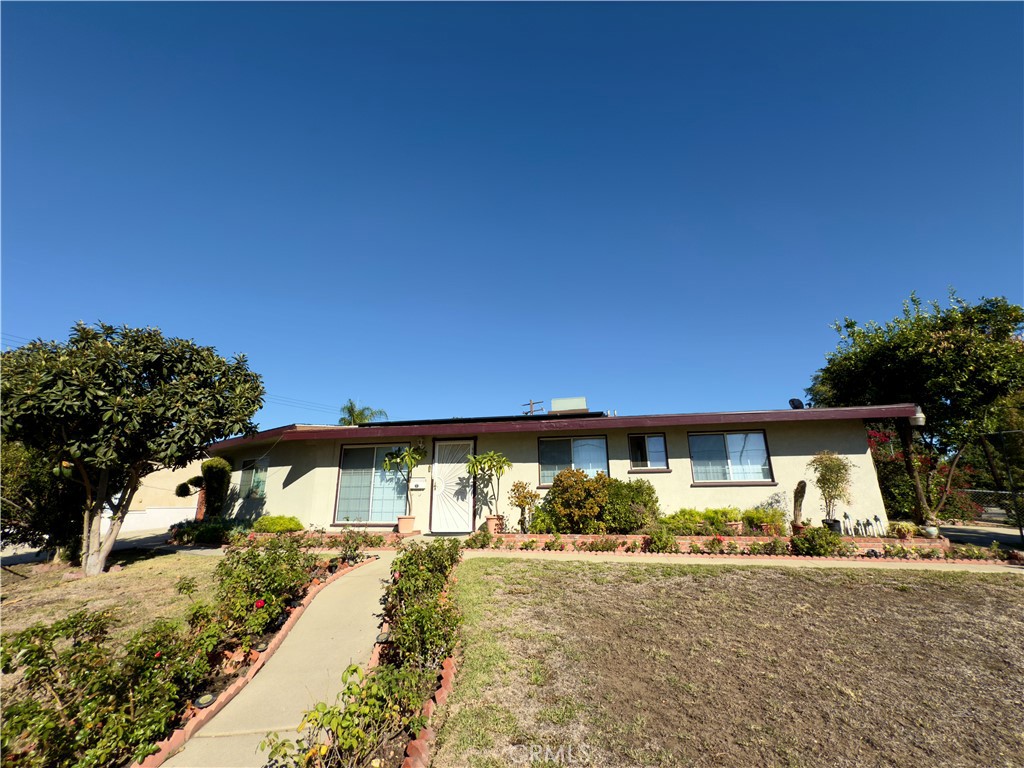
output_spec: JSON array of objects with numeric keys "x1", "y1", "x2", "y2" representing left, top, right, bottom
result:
[{"x1": 163, "y1": 551, "x2": 395, "y2": 768}]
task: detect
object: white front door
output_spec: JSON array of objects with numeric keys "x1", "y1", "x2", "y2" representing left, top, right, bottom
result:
[{"x1": 431, "y1": 440, "x2": 475, "y2": 533}]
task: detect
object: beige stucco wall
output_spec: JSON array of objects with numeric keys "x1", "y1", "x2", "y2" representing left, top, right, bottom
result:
[
  {"x1": 130, "y1": 462, "x2": 204, "y2": 512},
  {"x1": 218, "y1": 419, "x2": 887, "y2": 534}
]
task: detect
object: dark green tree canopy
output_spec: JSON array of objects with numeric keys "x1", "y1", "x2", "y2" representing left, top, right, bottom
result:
[
  {"x1": 808, "y1": 293, "x2": 1024, "y2": 450},
  {"x1": 807, "y1": 292, "x2": 1024, "y2": 523},
  {"x1": 1, "y1": 322, "x2": 264, "y2": 574}
]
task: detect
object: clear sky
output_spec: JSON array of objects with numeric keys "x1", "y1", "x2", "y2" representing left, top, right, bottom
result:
[{"x1": 3, "y1": 2, "x2": 1021, "y2": 429}]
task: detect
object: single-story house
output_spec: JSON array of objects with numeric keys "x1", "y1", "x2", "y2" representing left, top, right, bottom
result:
[{"x1": 209, "y1": 402, "x2": 919, "y2": 535}]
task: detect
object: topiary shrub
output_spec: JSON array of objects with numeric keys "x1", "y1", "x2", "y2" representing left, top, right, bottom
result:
[
  {"x1": 790, "y1": 526, "x2": 844, "y2": 557},
  {"x1": 201, "y1": 457, "x2": 233, "y2": 517},
  {"x1": 602, "y1": 478, "x2": 660, "y2": 534},
  {"x1": 537, "y1": 469, "x2": 610, "y2": 534},
  {"x1": 252, "y1": 515, "x2": 304, "y2": 533}
]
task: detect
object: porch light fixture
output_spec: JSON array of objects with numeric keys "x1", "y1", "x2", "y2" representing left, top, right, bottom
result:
[{"x1": 909, "y1": 407, "x2": 926, "y2": 428}]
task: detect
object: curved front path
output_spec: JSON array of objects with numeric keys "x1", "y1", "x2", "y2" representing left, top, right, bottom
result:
[{"x1": 163, "y1": 551, "x2": 395, "y2": 768}]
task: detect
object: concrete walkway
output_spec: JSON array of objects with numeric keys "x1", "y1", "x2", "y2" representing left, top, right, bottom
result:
[{"x1": 163, "y1": 551, "x2": 395, "y2": 768}]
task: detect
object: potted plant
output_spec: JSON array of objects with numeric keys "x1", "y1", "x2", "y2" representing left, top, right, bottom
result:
[
  {"x1": 382, "y1": 442, "x2": 427, "y2": 534},
  {"x1": 807, "y1": 451, "x2": 852, "y2": 535},
  {"x1": 467, "y1": 451, "x2": 512, "y2": 532},
  {"x1": 724, "y1": 509, "x2": 743, "y2": 535}
]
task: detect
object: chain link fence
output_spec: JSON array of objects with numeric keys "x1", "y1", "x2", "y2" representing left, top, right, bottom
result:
[{"x1": 963, "y1": 489, "x2": 1021, "y2": 524}]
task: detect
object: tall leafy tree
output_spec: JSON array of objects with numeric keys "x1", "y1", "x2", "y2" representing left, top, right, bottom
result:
[
  {"x1": 1, "y1": 322, "x2": 264, "y2": 576},
  {"x1": 338, "y1": 398, "x2": 388, "y2": 425},
  {"x1": 807, "y1": 293, "x2": 1024, "y2": 525},
  {"x1": 1, "y1": 438, "x2": 86, "y2": 560}
]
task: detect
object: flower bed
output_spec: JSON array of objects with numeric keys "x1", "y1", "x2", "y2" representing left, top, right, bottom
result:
[
  {"x1": 261, "y1": 539, "x2": 463, "y2": 768},
  {"x1": 0, "y1": 536, "x2": 378, "y2": 768},
  {"x1": 475, "y1": 531, "x2": 952, "y2": 555}
]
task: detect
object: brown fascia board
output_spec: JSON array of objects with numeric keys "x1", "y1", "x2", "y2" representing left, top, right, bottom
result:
[{"x1": 210, "y1": 404, "x2": 919, "y2": 453}]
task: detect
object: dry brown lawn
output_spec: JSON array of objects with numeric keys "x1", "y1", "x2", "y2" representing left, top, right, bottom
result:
[
  {"x1": 1, "y1": 549, "x2": 219, "y2": 643},
  {"x1": 434, "y1": 559, "x2": 1024, "y2": 768}
]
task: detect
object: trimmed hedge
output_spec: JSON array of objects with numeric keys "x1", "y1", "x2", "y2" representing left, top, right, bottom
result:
[{"x1": 252, "y1": 515, "x2": 304, "y2": 533}]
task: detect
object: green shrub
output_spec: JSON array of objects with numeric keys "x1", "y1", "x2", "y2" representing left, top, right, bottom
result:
[
  {"x1": 701, "y1": 507, "x2": 741, "y2": 535},
  {"x1": 543, "y1": 533, "x2": 565, "y2": 551},
  {"x1": 528, "y1": 505, "x2": 560, "y2": 534},
  {"x1": 520, "y1": 539, "x2": 538, "y2": 550},
  {"x1": 764, "y1": 538, "x2": 791, "y2": 555},
  {"x1": 790, "y1": 527, "x2": 844, "y2": 557},
  {"x1": 948, "y1": 543, "x2": 1006, "y2": 561},
  {"x1": 168, "y1": 518, "x2": 249, "y2": 546},
  {"x1": 215, "y1": 537, "x2": 316, "y2": 645},
  {"x1": 261, "y1": 664, "x2": 430, "y2": 768},
  {"x1": 382, "y1": 539, "x2": 461, "y2": 624},
  {"x1": 582, "y1": 536, "x2": 622, "y2": 552},
  {"x1": 742, "y1": 506, "x2": 787, "y2": 536},
  {"x1": 200, "y1": 457, "x2": 233, "y2": 517},
  {"x1": 602, "y1": 478, "x2": 660, "y2": 534},
  {"x1": 645, "y1": 524, "x2": 679, "y2": 554},
  {"x1": 384, "y1": 593, "x2": 461, "y2": 670},
  {"x1": 463, "y1": 529, "x2": 493, "y2": 549},
  {"x1": 1, "y1": 611, "x2": 211, "y2": 768},
  {"x1": 688, "y1": 541, "x2": 703, "y2": 554},
  {"x1": 661, "y1": 508, "x2": 708, "y2": 536},
  {"x1": 538, "y1": 468, "x2": 610, "y2": 534},
  {"x1": 252, "y1": 515, "x2": 304, "y2": 533},
  {"x1": 886, "y1": 521, "x2": 919, "y2": 539}
]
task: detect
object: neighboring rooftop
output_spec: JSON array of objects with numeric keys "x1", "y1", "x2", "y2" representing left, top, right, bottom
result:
[{"x1": 211, "y1": 404, "x2": 920, "y2": 451}]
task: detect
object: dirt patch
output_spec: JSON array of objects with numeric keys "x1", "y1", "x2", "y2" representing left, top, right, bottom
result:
[
  {"x1": 434, "y1": 559, "x2": 1024, "y2": 768},
  {"x1": 1, "y1": 548, "x2": 219, "y2": 643}
]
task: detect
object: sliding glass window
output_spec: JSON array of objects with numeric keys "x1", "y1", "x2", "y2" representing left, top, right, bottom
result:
[{"x1": 335, "y1": 444, "x2": 408, "y2": 523}]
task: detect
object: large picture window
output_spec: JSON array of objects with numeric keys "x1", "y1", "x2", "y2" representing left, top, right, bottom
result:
[
  {"x1": 539, "y1": 437, "x2": 608, "y2": 485},
  {"x1": 335, "y1": 444, "x2": 409, "y2": 523},
  {"x1": 628, "y1": 434, "x2": 668, "y2": 470},
  {"x1": 240, "y1": 458, "x2": 269, "y2": 498},
  {"x1": 688, "y1": 431, "x2": 772, "y2": 483}
]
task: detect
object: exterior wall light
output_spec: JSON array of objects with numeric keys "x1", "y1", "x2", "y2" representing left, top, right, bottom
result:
[{"x1": 909, "y1": 407, "x2": 926, "y2": 428}]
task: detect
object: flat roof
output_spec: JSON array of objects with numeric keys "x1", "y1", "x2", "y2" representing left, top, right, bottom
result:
[{"x1": 211, "y1": 403, "x2": 919, "y2": 452}]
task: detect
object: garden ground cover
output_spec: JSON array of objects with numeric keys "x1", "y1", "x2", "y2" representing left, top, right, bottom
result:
[
  {"x1": 0, "y1": 549, "x2": 219, "y2": 642},
  {"x1": 434, "y1": 558, "x2": 1024, "y2": 768}
]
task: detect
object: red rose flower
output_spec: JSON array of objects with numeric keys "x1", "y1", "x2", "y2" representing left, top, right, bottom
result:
[
  {"x1": 254, "y1": 599, "x2": 266, "y2": 609},
  {"x1": 154, "y1": 652, "x2": 162, "y2": 659}
]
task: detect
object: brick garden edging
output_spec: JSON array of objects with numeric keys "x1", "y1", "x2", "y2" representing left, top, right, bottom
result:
[
  {"x1": 366, "y1": 626, "x2": 455, "y2": 768},
  {"x1": 131, "y1": 556, "x2": 380, "y2": 768},
  {"x1": 486, "y1": 532, "x2": 951, "y2": 554}
]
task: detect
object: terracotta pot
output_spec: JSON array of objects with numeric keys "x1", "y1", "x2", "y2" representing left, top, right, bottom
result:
[
  {"x1": 486, "y1": 515, "x2": 500, "y2": 534},
  {"x1": 397, "y1": 516, "x2": 416, "y2": 534},
  {"x1": 725, "y1": 521, "x2": 743, "y2": 534}
]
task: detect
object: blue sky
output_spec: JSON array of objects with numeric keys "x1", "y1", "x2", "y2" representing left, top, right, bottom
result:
[{"x1": 3, "y1": 2, "x2": 1021, "y2": 429}]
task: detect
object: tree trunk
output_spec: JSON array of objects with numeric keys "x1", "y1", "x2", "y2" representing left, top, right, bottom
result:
[
  {"x1": 82, "y1": 507, "x2": 106, "y2": 577},
  {"x1": 980, "y1": 436, "x2": 1006, "y2": 491},
  {"x1": 81, "y1": 482, "x2": 139, "y2": 577},
  {"x1": 933, "y1": 447, "x2": 965, "y2": 517},
  {"x1": 896, "y1": 418, "x2": 933, "y2": 525},
  {"x1": 195, "y1": 487, "x2": 207, "y2": 521}
]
